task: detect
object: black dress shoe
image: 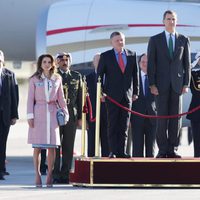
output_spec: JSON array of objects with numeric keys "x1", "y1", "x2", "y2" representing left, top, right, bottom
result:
[
  {"x1": 117, "y1": 154, "x2": 131, "y2": 158},
  {"x1": 60, "y1": 178, "x2": 69, "y2": 184},
  {"x1": 0, "y1": 174, "x2": 5, "y2": 180},
  {"x1": 167, "y1": 152, "x2": 181, "y2": 158},
  {"x1": 3, "y1": 171, "x2": 10, "y2": 176},
  {"x1": 156, "y1": 153, "x2": 167, "y2": 158},
  {"x1": 53, "y1": 178, "x2": 61, "y2": 184},
  {"x1": 108, "y1": 152, "x2": 116, "y2": 158}
]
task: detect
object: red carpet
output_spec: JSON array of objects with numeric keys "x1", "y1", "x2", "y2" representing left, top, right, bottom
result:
[{"x1": 70, "y1": 157, "x2": 200, "y2": 187}]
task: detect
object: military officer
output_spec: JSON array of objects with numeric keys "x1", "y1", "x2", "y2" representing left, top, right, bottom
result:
[
  {"x1": 187, "y1": 52, "x2": 200, "y2": 157},
  {"x1": 53, "y1": 52, "x2": 82, "y2": 184}
]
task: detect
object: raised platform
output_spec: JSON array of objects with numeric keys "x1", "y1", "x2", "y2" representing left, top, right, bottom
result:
[{"x1": 69, "y1": 157, "x2": 200, "y2": 187}]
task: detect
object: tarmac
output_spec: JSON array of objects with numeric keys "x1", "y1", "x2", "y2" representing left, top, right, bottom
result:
[{"x1": 0, "y1": 120, "x2": 200, "y2": 200}]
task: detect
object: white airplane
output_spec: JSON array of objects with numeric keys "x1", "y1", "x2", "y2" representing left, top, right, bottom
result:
[
  {"x1": 0, "y1": 0, "x2": 198, "y2": 134},
  {"x1": 36, "y1": 0, "x2": 200, "y2": 133},
  {"x1": 37, "y1": 0, "x2": 200, "y2": 64},
  {"x1": 0, "y1": 0, "x2": 199, "y2": 61}
]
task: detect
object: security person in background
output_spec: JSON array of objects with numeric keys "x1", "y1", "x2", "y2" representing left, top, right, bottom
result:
[
  {"x1": 53, "y1": 52, "x2": 82, "y2": 184},
  {"x1": 131, "y1": 53, "x2": 156, "y2": 157},
  {"x1": 86, "y1": 53, "x2": 109, "y2": 157}
]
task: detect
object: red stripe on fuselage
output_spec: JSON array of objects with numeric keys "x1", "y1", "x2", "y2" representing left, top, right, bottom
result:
[{"x1": 46, "y1": 24, "x2": 198, "y2": 36}]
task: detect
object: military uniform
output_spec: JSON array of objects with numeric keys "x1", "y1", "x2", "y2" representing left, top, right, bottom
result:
[
  {"x1": 187, "y1": 68, "x2": 200, "y2": 157},
  {"x1": 53, "y1": 69, "x2": 82, "y2": 182}
]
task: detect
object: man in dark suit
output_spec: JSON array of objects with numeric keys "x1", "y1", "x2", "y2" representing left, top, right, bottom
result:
[
  {"x1": 86, "y1": 53, "x2": 109, "y2": 157},
  {"x1": 0, "y1": 50, "x2": 19, "y2": 180},
  {"x1": 53, "y1": 52, "x2": 82, "y2": 184},
  {"x1": 147, "y1": 10, "x2": 191, "y2": 158},
  {"x1": 97, "y1": 31, "x2": 139, "y2": 158},
  {"x1": 131, "y1": 53, "x2": 156, "y2": 157}
]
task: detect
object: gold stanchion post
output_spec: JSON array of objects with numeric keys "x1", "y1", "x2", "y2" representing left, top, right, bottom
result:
[
  {"x1": 95, "y1": 76, "x2": 101, "y2": 158},
  {"x1": 81, "y1": 76, "x2": 87, "y2": 157}
]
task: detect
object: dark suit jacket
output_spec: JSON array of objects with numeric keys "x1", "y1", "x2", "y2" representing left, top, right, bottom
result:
[
  {"x1": 86, "y1": 71, "x2": 96, "y2": 118},
  {"x1": 86, "y1": 71, "x2": 109, "y2": 156},
  {"x1": 131, "y1": 70, "x2": 156, "y2": 124},
  {"x1": 131, "y1": 71, "x2": 156, "y2": 157},
  {"x1": 186, "y1": 70, "x2": 200, "y2": 122},
  {"x1": 147, "y1": 31, "x2": 191, "y2": 95},
  {"x1": 97, "y1": 48, "x2": 139, "y2": 103},
  {"x1": 1, "y1": 68, "x2": 19, "y2": 126}
]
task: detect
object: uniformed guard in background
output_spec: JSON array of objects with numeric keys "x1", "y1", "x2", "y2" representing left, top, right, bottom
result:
[
  {"x1": 187, "y1": 52, "x2": 200, "y2": 157},
  {"x1": 53, "y1": 52, "x2": 82, "y2": 184}
]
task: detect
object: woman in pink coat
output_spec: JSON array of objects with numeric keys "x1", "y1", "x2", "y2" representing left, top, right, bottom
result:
[{"x1": 27, "y1": 54, "x2": 69, "y2": 187}]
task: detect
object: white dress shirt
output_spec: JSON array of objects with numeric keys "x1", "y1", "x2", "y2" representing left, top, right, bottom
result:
[
  {"x1": 141, "y1": 70, "x2": 147, "y2": 95},
  {"x1": 165, "y1": 30, "x2": 175, "y2": 50}
]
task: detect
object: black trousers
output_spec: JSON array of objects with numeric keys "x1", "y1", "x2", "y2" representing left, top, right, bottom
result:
[
  {"x1": 53, "y1": 113, "x2": 77, "y2": 180},
  {"x1": 106, "y1": 96, "x2": 131, "y2": 156},
  {"x1": 0, "y1": 111, "x2": 10, "y2": 172},
  {"x1": 155, "y1": 88, "x2": 181, "y2": 154},
  {"x1": 191, "y1": 121, "x2": 200, "y2": 157},
  {"x1": 40, "y1": 149, "x2": 47, "y2": 171},
  {"x1": 131, "y1": 117, "x2": 156, "y2": 157}
]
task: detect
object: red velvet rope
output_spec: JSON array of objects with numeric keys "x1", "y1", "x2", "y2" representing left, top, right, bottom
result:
[
  {"x1": 105, "y1": 94, "x2": 200, "y2": 119},
  {"x1": 83, "y1": 93, "x2": 200, "y2": 120},
  {"x1": 83, "y1": 95, "x2": 96, "y2": 122}
]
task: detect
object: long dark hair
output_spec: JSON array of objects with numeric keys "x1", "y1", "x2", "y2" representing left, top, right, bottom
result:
[{"x1": 31, "y1": 54, "x2": 56, "y2": 79}]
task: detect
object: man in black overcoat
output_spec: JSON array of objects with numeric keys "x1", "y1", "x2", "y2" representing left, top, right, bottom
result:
[{"x1": 0, "y1": 50, "x2": 19, "y2": 180}]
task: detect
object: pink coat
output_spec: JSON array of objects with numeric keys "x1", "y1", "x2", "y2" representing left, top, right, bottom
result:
[{"x1": 27, "y1": 74, "x2": 69, "y2": 145}]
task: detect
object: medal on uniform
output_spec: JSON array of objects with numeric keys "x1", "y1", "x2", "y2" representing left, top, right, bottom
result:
[{"x1": 192, "y1": 71, "x2": 200, "y2": 91}]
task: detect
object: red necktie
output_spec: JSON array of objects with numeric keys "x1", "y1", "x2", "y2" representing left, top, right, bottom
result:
[{"x1": 118, "y1": 52, "x2": 125, "y2": 73}]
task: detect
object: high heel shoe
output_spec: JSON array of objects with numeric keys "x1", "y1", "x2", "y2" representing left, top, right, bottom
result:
[
  {"x1": 46, "y1": 174, "x2": 53, "y2": 188},
  {"x1": 36, "y1": 184, "x2": 42, "y2": 188},
  {"x1": 35, "y1": 175, "x2": 42, "y2": 188},
  {"x1": 46, "y1": 184, "x2": 53, "y2": 188}
]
